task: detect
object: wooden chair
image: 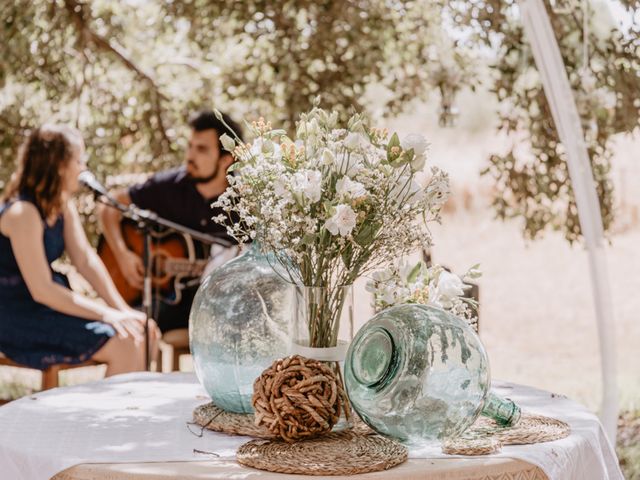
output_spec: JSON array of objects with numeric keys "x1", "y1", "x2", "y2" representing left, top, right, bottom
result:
[
  {"x1": 158, "y1": 328, "x2": 190, "y2": 372},
  {"x1": 0, "y1": 352, "x2": 99, "y2": 391}
]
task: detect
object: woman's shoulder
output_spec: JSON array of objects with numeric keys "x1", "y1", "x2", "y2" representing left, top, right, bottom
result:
[
  {"x1": 0, "y1": 200, "x2": 44, "y2": 235},
  {"x1": 2, "y1": 199, "x2": 42, "y2": 218}
]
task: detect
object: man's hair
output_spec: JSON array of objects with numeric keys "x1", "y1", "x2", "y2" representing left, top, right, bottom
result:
[{"x1": 188, "y1": 110, "x2": 243, "y2": 154}]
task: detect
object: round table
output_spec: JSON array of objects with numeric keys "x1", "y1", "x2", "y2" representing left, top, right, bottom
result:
[
  {"x1": 52, "y1": 457, "x2": 546, "y2": 479},
  {"x1": 0, "y1": 372, "x2": 622, "y2": 480}
]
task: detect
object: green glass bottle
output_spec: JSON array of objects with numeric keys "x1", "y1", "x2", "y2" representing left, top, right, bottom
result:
[{"x1": 481, "y1": 391, "x2": 521, "y2": 426}]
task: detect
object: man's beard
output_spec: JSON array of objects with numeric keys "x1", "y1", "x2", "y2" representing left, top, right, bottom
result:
[{"x1": 188, "y1": 163, "x2": 218, "y2": 183}]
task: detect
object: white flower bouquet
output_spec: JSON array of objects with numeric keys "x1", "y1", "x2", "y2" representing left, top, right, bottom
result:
[
  {"x1": 213, "y1": 104, "x2": 450, "y2": 349},
  {"x1": 366, "y1": 261, "x2": 481, "y2": 330}
]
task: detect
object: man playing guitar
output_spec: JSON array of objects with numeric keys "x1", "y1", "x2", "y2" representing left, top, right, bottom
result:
[{"x1": 99, "y1": 110, "x2": 242, "y2": 334}]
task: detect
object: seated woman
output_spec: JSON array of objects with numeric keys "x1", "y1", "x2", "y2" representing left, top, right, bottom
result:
[{"x1": 0, "y1": 124, "x2": 159, "y2": 376}]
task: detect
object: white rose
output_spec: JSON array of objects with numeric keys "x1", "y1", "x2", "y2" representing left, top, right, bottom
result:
[
  {"x1": 590, "y1": 57, "x2": 606, "y2": 74},
  {"x1": 336, "y1": 152, "x2": 363, "y2": 176},
  {"x1": 273, "y1": 177, "x2": 292, "y2": 203},
  {"x1": 401, "y1": 133, "x2": 429, "y2": 157},
  {"x1": 321, "y1": 148, "x2": 336, "y2": 167},
  {"x1": 581, "y1": 71, "x2": 597, "y2": 92},
  {"x1": 304, "y1": 170, "x2": 322, "y2": 202},
  {"x1": 336, "y1": 176, "x2": 367, "y2": 199},
  {"x1": 324, "y1": 204, "x2": 357, "y2": 236},
  {"x1": 380, "y1": 286, "x2": 397, "y2": 305},
  {"x1": 412, "y1": 170, "x2": 430, "y2": 189},
  {"x1": 291, "y1": 170, "x2": 322, "y2": 203},
  {"x1": 599, "y1": 89, "x2": 617, "y2": 110},
  {"x1": 344, "y1": 132, "x2": 366, "y2": 150},
  {"x1": 433, "y1": 271, "x2": 465, "y2": 308},
  {"x1": 371, "y1": 268, "x2": 393, "y2": 284},
  {"x1": 410, "y1": 154, "x2": 426, "y2": 172}
]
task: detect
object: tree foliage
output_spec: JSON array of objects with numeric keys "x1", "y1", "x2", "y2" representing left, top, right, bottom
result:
[
  {"x1": 1, "y1": 0, "x2": 639, "y2": 243},
  {"x1": 451, "y1": 0, "x2": 640, "y2": 241}
]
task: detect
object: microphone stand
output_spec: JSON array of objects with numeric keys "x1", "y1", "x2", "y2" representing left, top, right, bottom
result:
[{"x1": 92, "y1": 193, "x2": 232, "y2": 371}]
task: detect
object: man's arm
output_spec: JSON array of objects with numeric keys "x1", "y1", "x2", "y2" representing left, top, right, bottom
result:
[{"x1": 98, "y1": 188, "x2": 144, "y2": 288}]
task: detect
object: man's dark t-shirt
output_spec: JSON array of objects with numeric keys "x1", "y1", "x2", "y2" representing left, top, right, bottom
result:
[
  {"x1": 127, "y1": 166, "x2": 237, "y2": 333},
  {"x1": 128, "y1": 166, "x2": 235, "y2": 243}
]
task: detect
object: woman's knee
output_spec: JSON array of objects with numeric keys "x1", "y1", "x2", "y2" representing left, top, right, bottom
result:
[{"x1": 95, "y1": 335, "x2": 143, "y2": 366}]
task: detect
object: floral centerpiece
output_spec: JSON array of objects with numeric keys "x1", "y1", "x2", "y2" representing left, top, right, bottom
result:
[
  {"x1": 213, "y1": 104, "x2": 450, "y2": 357},
  {"x1": 366, "y1": 261, "x2": 481, "y2": 330}
]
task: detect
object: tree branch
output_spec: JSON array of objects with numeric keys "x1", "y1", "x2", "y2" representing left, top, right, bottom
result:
[{"x1": 63, "y1": 0, "x2": 170, "y2": 147}]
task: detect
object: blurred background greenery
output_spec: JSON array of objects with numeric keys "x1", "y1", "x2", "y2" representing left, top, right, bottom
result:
[{"x1": 1, "y1": 0, "x2": 639, "y2": 242}]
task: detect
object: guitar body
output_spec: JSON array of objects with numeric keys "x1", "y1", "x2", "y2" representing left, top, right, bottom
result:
[{"x1": 98, "y1": 221, "x2": 207, "y2": 306}]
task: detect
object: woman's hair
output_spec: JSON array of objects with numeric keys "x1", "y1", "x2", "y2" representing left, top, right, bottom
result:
[{"x1": 2, "y1": 124, "x2": 83, "y2": 218}]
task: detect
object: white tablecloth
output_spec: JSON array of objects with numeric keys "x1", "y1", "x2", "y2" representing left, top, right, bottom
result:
[{"x1": 0, "y1": 372, "x2": 623, "y2": 480}]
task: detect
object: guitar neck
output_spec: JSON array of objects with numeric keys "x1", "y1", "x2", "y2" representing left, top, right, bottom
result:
[{"x1": 164, "y1": 258, "x2": 209, "y2": 277}]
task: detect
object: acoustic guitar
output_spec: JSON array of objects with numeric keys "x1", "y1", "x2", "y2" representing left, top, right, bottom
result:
[{"x1": 98, "y1": 220, "x2": 209, "y2": 306}]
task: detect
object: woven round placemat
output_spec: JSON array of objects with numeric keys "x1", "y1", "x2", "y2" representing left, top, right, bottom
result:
[
  {"x1": 192, "y1": 402, "x2": 277, "y2": 439},
  {"x1": 237, "y1": 430, "x2": 407, "y2": 476},
  {"x1": 193, "y1": 402, "x2": 374, "y2": 439},
  {"x1": 442, "y1": 412, "x2": 570, "y2": 456}
]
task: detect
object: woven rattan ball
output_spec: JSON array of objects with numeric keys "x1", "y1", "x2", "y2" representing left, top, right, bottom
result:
[{"x1": 252, "y1": 355, "x2": 343, "y2": 442}]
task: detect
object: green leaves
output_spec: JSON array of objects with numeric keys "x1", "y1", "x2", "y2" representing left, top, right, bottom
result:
[
  {"x1": 386, "y1": 132, "x2": 401, "y2": 163},
  {"x1": 354, "y1": 220, "x2": 381, "y2": 247},
  {"x1": 2, "y1": 0, "x2": 634, "y2": 248},
  {"x1": 341, "y1": 243, "x2": 354, "y2": 269},
  {"x1": 449, "y1": 0, "x2": 635, "y2": 242},
  {"x1": 226, "y1": 161, "x2": 241, "y2": 172},
  {"x1": 406, "y1": 261, "x2": 423, "y2": 284}
]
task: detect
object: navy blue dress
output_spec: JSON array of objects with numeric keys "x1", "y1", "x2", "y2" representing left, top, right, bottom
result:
[{"x1": 0, "y1": 195, "x2": 115, "y2": 370}]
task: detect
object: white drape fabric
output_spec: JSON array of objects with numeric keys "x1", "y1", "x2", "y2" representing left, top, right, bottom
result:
[
  {"x1": 519, "y1": 0, "x2": 619, "y2": 442},
  {"x1": 0, "y1": 373, "x2": 623, "y2": 480}
]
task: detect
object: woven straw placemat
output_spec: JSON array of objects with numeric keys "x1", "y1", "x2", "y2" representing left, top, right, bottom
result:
[
  {"x1": 443, "y1": 412, "x2": 570, "y2": 456},
  {"x1": 192, "y1": 402, "x2": 277, "y2": 439},
  {"x1": 237, "y1": 430, "x2": 408, "y2": 476},
  {"x1": 193, "y1": 402, "x2": 374, "y2": 439}
]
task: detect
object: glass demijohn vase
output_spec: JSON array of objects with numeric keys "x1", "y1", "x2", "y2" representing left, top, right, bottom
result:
[
  {"x1": 344, "y1": 304, "x2": 519, "y2": 444},
  {"x1": 189, "y1": 242, "x2": 293, "y2": 413}
]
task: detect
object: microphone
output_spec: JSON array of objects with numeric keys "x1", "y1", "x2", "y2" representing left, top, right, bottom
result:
[{"x1": 78, "y1": 170, "x2": 109, "y2": 197}]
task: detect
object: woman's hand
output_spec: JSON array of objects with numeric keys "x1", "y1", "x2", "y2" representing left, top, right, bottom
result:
[
  {"x1": 102, "y1": 309, "x2": 145, "y2": 343},
  {"x1": 120, "y1": 307, "x2": 162, "y2": 342},
  {"x1": 123, "y1": 307, "x2": 146, "y2": 324}
]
